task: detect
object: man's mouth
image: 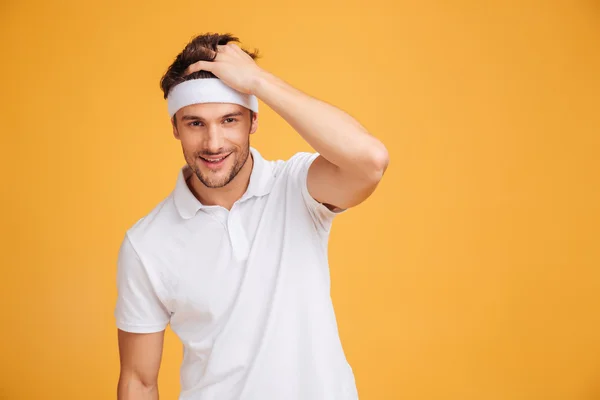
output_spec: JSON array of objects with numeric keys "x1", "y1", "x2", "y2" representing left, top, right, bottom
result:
[{"x1": 199, "y1": 152, "x2": 231, "y2": 168}]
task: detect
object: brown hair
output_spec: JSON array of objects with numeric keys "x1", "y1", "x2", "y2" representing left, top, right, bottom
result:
[{"x1": 160, "y1": 32, "x2": 261, "y2": 100}]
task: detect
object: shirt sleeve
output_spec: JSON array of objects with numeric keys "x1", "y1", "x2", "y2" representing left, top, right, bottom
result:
[
  {"x1": 114, "y1": 234, "x2": 170, "y2": 333},
  {"x1": 291, "y1": 152, "x2": 346, "y2": 233}
]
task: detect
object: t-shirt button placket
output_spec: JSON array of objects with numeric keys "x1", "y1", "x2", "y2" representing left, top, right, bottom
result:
[{"x1": 227, "y1": 207, "x2": 249, "y2": 262}]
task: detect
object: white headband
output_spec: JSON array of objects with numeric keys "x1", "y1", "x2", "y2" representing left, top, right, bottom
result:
[{"x1": 167, "y1": 78, "x2": 259, "y2": 117}]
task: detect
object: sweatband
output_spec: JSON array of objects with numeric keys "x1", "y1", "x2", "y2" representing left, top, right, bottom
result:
[{"x1": 167, "y1": 78, "x2": 259, "y2": 117}]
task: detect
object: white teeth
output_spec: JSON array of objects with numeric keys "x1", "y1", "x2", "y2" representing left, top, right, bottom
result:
[{"x1": 202, "y1": 156, "x2": 225, "y2": 163}]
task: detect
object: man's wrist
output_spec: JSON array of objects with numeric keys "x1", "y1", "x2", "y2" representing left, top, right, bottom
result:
[{"x1": 250, "y1": 69, "x2": 277, "y2": 98}]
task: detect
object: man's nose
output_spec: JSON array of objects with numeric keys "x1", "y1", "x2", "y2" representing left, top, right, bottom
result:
[{"x1": 204, "y1": 125, "x2": 225, "y2": 154}]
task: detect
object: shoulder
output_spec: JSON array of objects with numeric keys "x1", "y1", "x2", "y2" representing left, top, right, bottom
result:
[
  {"x1": 271, "y1": 151, "x2": 319, "y2": 180},
  {"x1": 124, "y1": 192, "x2": 178, "y2": 253}
]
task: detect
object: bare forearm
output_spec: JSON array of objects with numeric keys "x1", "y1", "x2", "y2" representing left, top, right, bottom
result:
[
  {"x1": 251, "y1": 71, "x2": 388, "y2": 178},
  {"x1": 117, "y1": 376, "x2": 158, "y2": 400}
]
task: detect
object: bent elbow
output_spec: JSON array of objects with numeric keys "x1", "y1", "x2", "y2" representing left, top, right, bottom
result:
[{"x1": 369, "y1": 143, "x2": 390, "y2": 181}]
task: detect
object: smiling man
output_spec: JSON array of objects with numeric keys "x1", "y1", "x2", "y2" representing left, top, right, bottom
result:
[{"x1": 114, "y1": 33, "x2": 389, "y2": 400}]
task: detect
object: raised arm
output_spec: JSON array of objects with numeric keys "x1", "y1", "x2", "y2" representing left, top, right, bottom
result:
[
  {"x1": 117, "y1": 329, "x2": 165, "y2": 400},
  {"x1": 184, "y1": 43, "x2": 389, "y2": 211}
]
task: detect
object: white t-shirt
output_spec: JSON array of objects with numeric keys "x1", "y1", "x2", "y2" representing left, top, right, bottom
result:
[{"x1": 114, "y1": 147, "x2": 358, "y2": 400}]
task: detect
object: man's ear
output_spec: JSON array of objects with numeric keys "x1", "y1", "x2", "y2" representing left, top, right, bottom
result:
[
  {"x1": 172, "y1": 115, "x2": 180, "y2": 140},
  {"x1": 249, "y1": 112, "x2": 258, "y2": 135}
]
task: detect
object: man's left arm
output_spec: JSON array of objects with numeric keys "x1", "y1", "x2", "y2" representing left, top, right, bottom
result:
[
  {"x1": 251, "y1": 71, "x2": 389, "y2": 210},
  {"x1": 182, "y1": 43, "x2": 389, "y2": 210}
]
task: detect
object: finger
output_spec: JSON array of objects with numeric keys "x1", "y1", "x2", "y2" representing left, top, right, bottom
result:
[
  {"x1": 217, "y1": 43, "x2": 240, "y2": 52},
  {"x1": 184, "y1": 60, "x2": 213, "y2": 76}
]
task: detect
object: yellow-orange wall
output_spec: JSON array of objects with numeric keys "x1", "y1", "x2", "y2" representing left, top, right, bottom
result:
[{"x1": 1, "y1": 1, "x2": 599, "y2": 399}]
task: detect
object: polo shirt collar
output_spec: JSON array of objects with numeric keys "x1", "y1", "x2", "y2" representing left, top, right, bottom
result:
[{"x1": 174, "y1": 147, "x2": 274, "y2": 219}]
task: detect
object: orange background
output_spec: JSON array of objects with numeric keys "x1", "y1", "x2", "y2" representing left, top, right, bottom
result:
[{"x1": 1, "y1": 0, "x2": 599, "y2": 399}]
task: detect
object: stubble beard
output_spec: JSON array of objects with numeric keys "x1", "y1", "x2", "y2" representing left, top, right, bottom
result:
[{"x1": 188, "y1": 142, "x2": 250, "y2": 189}]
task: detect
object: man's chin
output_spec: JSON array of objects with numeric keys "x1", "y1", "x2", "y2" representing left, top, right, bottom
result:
[
  {"x1": 196, "y1": 163, "x2": 237, "y2": 187},
  {"x1": 196, "y1": 173, "x2": 228, "y2": 189},
  {"x1": 190, "y1": 150, "x2": 246, "y2": 188}
]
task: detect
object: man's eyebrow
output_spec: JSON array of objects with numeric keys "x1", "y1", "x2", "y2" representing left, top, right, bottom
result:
[{"x1": 181, "y1": 111, "x2": 244, "y2": 121}]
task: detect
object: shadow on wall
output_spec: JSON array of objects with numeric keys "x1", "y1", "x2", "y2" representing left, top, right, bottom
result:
[{"x1": 586, "y1": 368, "x2": 600, "y2": 400}]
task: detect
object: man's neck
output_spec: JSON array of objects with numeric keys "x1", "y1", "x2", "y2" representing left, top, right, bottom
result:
[{"x1": 187, "y1": 154, "x2": 254, "y2": 211}]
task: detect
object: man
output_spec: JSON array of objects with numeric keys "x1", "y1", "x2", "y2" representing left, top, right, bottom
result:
[{"x1": 115, "y1": 33, "x2": 389, "y2": 400}]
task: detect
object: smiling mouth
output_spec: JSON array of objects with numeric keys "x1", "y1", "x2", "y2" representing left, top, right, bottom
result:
[
  {"x1": 200, "y1": 154, "x2": 229, "y2": 163},
  {"x1": 198, "y1": 152, "x2": 232, "y2": 168}
]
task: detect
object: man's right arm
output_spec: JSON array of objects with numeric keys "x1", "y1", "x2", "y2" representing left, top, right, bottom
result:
[
  {"x1": 114, "y1": 234, "x2": 171, "y2": 398},
  {"x1": 117, "y1": 329, "x2": 165, "y2": 400}
]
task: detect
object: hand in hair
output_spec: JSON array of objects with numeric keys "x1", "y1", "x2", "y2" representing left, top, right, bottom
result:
[{"x1": 184, "y1": 43, "x2": 267, "y2": 95}]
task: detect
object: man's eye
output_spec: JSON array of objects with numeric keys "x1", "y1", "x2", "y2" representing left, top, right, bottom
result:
[
  {"x1": 224, "y1": 118, "x2": 236, "y2": 123},
  {"x1": 190, "y1": 121, "x2": 203, "y2": 127}
]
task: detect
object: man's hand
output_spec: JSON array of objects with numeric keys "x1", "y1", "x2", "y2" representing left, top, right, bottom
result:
[{"x1": 184, "y1": 43, "x2": 266, "y2": 95}]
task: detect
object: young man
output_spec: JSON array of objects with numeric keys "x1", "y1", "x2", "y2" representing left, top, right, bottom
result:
[{"x1": 115, "y1": 33, "x2": 389, "y2": 400}]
